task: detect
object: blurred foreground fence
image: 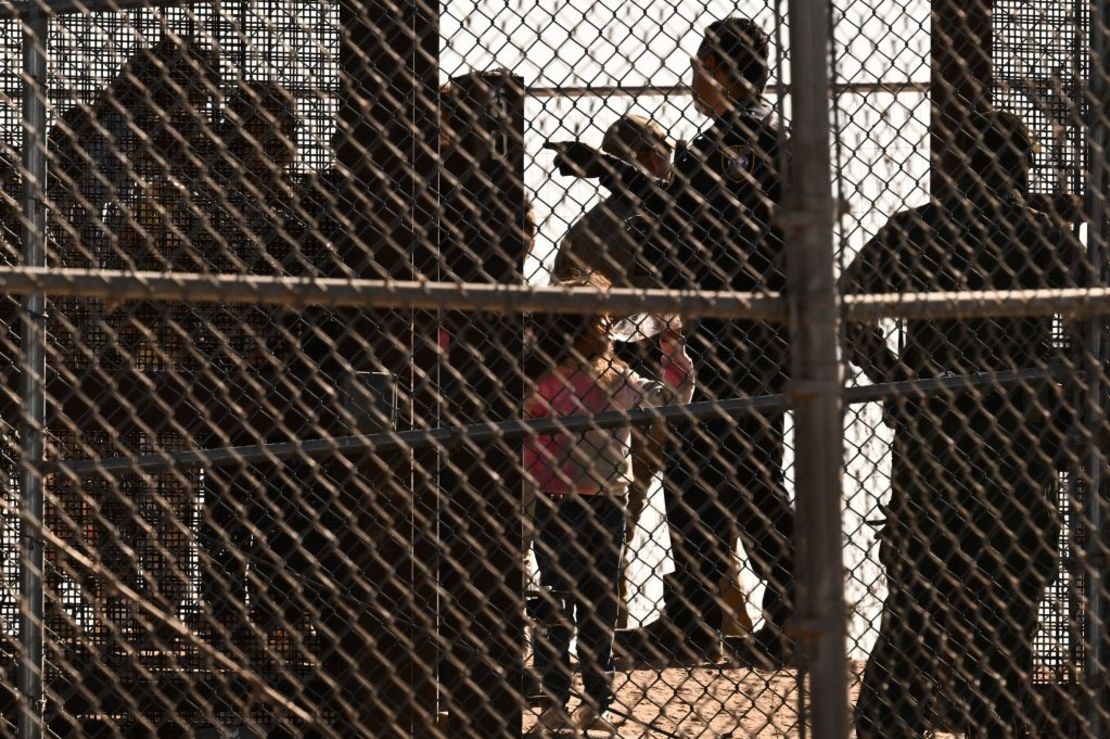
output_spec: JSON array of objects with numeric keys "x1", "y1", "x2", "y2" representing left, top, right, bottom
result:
[{"x1": 0, "y1": 0, "x2": 1104, "y2": 736}]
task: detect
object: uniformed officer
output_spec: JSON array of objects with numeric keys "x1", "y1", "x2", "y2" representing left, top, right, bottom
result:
[
  {"x1": 548, "y1": 16, "x2": 795, "y2": 666},
  {"x1": 844, "y1": 110, "x2": 1088, "y2": 737}
]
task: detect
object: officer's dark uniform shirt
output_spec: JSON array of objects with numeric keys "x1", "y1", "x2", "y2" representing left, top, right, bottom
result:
[{"x1": 635, "y1": 98, "x2": 787, "y2": 398}]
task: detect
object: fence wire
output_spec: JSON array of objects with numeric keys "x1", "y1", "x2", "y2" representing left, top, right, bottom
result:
[{"x1": 0, "y1": 0, "x2": 1102, "y2": 736}]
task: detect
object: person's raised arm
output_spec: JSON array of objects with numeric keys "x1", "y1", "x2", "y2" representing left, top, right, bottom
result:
[
  {"x1": 544, "y1": 140, "x2": 667, "y2": 197},
  {"x1": 611, "y1": 328, "x2": 696, "y2": 411},
  {"x1": 659, "y1": 330, "x2": 695, "y2": 404}
]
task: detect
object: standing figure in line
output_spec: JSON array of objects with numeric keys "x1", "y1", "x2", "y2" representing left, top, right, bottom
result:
[
  {"x1": 552, "y1": 114, "x2": 673, "y2": 284},
  {"x1": 551, "y1": 114, "x2": 678, "y2": 630},
  {"x1": 47, "y1": 37, "x2": 219, "y2": 641},
  {"x1": 50, "y1": 38, "x2": 220, "y2": 282},
  {"x1": 551, "y1": 17, "x2": 795, "y2": 666},
  {"x1": 845, "y1": 110, "x2": 1087, "y2": 738},
  {"x1": 525, "y1": 273, "x2": 695, "y2": 736},
  {"x1": 190, "y1": 82, "x2": 310, "y2": 650},
  {"x1": 110, "y1": 80, "x2": 300, "y2": 644}
]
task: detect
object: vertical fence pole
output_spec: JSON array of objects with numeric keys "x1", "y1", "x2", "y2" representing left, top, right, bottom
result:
[
  {"x1": 784, "y1": 0, "x2": 847, "y2": 736},
  {"x1": 1085, "y1": 0, "x2": 1108, "y2": 730},
  {"x1": 18, "y1": 7, "x2": 47, "y2": 739}
]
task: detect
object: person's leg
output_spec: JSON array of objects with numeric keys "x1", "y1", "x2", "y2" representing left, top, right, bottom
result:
[
  {"x1": 618, "y1": 425, "x2": 657, "y2": 628},
  {"x1": 198, "y1": 469, "x2": 253, "y2": 645},
  {"x1": 856, "y1": 583, "x2": 938, "y2": 738},
  {"x1": 97, "y1": 473, "x2": 143, "y2": 637},
  {"x1": 731, "y1": 413, "x2": 794, "y2": 639},
  {"x1": 857, "y1": 432, "x2": 946, "y2": 738},
  {"x1": 531, "y1": 496, "x2": 574, "y2": 709},
  {"x1": 625, "y1": 425, "x2": 662, "y2": 541},
  {"x1": 151, "y1": 464, "x2": 197, "y2": 640},
  {"x1": 573, "y1": 494, "x2": 626, "y2": 712},
  {"x1": 250, "y1": 463, "x2": 327, "y2": 635},
  {"x1": 957, "y1": 437, "x2": 1059, "y2": 738},
  {"x1": 622, "y1": 415, "x2": 780, "y2": 661},
  {"x1": 661, "y1": 427, "x2": 731, "y2": 651},
  {"x1": 857, "y1": 505, "x2": 945, "y2": 738}
]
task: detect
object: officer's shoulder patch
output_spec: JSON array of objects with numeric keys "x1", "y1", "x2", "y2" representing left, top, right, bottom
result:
[{"x1": 722, "y1": 145, "x2": 753, "y2": 181}]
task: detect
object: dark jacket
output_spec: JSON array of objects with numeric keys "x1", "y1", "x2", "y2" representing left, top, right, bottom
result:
[
  {"x1": 841, "y1": 193, "x2": 1090, "y2": 450},
  {"x1": 553, "y1": 192, "x2": 644, "y2": 286},
  {"x1": 841, "y1": 195, "x2": 1087, "y2": 382},
  {"x1": 631, "y1": 99, "x2": 789, "y2": 398}
]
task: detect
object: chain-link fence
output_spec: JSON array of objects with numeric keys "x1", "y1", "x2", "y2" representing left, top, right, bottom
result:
[{"x1": 0, "y1": 0, "x2": 1104, "y2": 736}]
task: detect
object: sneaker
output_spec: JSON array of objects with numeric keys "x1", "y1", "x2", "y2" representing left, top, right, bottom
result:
[
  {"x1": 527, "y1": 705, "x2": 571, "y2": 737},
  {"x1": 572, "y1": 704, "x2": 618, "y2": 735}
]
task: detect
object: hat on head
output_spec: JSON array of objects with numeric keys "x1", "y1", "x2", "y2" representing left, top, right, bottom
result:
[
  {"x1": 961, "y1": 109, "x2": 1037, "y2": 163},
  {"x1": 601, "y1": 115, "x2": 669, "y2": 160}
]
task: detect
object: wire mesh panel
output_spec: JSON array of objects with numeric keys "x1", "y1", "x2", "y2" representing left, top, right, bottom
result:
[
  {"x1": 993, "y1": 0, "x2": 1091, "y2": 711},
  {"x1": 0, "y1": 0, "x2": 1103, "y2": 735}
]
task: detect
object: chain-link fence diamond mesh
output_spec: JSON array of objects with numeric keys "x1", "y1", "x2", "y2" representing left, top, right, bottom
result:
[{"x1": 0, "y1": 0, "x2": 1103, "y2": 736}]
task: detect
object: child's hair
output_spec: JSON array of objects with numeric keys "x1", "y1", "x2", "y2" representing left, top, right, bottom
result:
[{"x1": 526, "y1": 272, "x2": 626, "y2": 383}]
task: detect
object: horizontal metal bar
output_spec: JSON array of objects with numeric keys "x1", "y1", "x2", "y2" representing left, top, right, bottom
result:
[
  {"x1": 0, "y1": 80, "x2": 928, "y2": 100},
  {"x1": 525, "y1": 80, "x2": 930, "y2": 99},
  {"x1": 842, "y1": 365, "x2": 1068, "y2": 404},
  {"x1": 844, "y1": 288, "x2": 1110, "y2": 320},
  {"x1": 49, "y1": 395, "x2": 786, "y2": 475},
  {"x1": 47, "y1": 366, "x2": 1064, "y2": 476},
  {"x1": 1, "y1": 268, "x2": 1109, "y2": 321},
  {"x1": 0, "y1": 267, "x2": 788, "y2": 320}
]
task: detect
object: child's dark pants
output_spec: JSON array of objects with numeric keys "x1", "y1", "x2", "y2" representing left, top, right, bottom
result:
[{"x1": 533, "y1": 492, "x2": 626, "y2": 711}]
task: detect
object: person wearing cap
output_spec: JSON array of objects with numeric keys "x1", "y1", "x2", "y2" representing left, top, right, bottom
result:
[
  {"x1": 843, "y1": 110, "x2": 1090, "y2": 736},
  {"x1": 549, "y1": 16, "x2": 796, "y2": 667},
  {"x1": 552, "y1": 115, "x2": 673, "y2": 287},
  {"x1": 630, "y1": 17, "x2": 794, "y2": 668},
  {"x1": 551, "y1": 115, "x2": 675, "y2": 631}
]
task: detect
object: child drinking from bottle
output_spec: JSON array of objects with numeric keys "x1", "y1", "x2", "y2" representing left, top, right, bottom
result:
[{"x1": 524, "y1": 275, "x2": 694, "y2": 735}]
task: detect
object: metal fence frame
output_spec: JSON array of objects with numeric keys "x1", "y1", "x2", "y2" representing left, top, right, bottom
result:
[
  {"x1": 1085, "y1": 1, "x2": 1110, "y2": 735},
  {"x1": 17, "y1": 8, "x2": 47, "y2": 738}
]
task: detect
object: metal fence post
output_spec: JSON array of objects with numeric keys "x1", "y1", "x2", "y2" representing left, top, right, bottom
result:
[
  {"x1": 1085, "y1": 0, "x2": 1109, "y2": 731},
  {"x1": 784, "y1": 0, "x2": 847, "y2": 736},
  {"x1": 18, "y1": 8, "x2": 47, "y2": 739}
]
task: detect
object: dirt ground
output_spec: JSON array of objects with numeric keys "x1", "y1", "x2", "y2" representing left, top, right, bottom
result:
[{"x1": 523, "y1": 661, "x2": 963, "y2": 738}]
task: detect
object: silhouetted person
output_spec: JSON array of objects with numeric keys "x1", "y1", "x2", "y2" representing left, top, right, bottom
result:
[
  {"x1": 51, "y1": 38, "x2": 220, "y2": 280},
  {"x1": 552, "y1": 115, "x2": 673, "y2": 286},
  {"x1": 551, "y1": 114, "x2": 678, "y2": 629},
  {"x1": 44, "y1": 38, "x2": 219, "y2": 642},
  {"x1": 525, "y1": 273, "x2": 695, "y2": 734},
  {"x1": 188, "y1": 82, "x2": 312, "y2": 650},
  {"x1": 846, "y1": 110, "x2": 1088, "y2": 738}
]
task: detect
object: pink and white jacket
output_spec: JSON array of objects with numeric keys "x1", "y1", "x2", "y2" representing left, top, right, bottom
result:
[{"x1": 523, "y1": 340, "x2": 695, "y2": 495}]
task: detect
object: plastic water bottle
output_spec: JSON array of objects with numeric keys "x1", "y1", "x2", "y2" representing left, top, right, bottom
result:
[{"x1": 608, "y1": 313, "x2": 681, "y2": 343}]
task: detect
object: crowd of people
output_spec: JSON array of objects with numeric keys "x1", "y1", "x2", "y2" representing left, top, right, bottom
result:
[
  {"x1": 531, "y1": 13, "x2": 1088, "y2": 738},
  {"x1": 1, "y1": 37, "x2": 359, "y2": 654}
]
